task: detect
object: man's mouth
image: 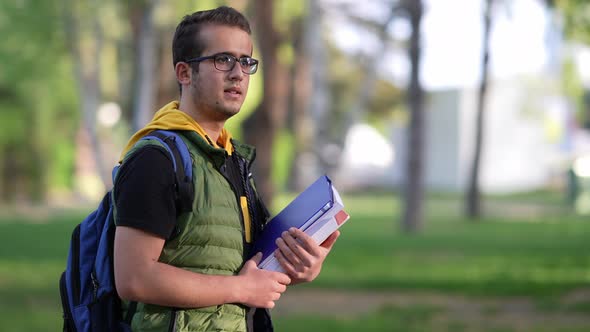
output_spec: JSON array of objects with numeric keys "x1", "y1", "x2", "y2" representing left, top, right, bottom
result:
[{"x1": 224, "y1": 87, "x2": 242, "y2": 95}]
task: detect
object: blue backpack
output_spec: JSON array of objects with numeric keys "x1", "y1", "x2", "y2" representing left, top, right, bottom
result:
[{"x1": 59, "y1": 130, "x2": 194, "y2": 332}]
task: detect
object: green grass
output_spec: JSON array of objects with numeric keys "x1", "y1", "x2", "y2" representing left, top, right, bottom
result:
[
  {"x1": 305, "y1": 193, "x2": 590, "y2": 297},
  {"x1": 1, "y1": 192, "x2": 589, "y2": 331},
  {"x1": 273, "y1": 303, "x2": 590, "y2": 332},
  {"x1": 0, "y1": 214, "x2": 78, "y2": 331}
]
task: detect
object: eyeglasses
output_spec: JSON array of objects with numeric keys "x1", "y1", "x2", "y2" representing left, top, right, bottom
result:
[{"x1": 186, "y1": 53, "x2": 259, "y2": 75}]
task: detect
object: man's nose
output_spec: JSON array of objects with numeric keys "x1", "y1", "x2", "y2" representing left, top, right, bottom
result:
[{"x1": 228, "y1": 63, "x2": 244, "y2": 81}]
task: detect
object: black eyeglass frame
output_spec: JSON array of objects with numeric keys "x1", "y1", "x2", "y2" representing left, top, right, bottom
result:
[{"x1": 185, "y1": 53, "x2": 259, "y2": 75}]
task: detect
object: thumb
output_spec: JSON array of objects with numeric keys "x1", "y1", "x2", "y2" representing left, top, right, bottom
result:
[
  {"x1": 249, "y1": 252, "x2": 263, "y2": 266},
  {"x1": 240, "y1": 253, "x2": 262, "y2": 275}
]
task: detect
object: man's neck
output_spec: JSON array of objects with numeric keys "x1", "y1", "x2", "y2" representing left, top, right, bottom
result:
[{"x1": 178, "y1": 96, "x2": 224, "y2": 144}]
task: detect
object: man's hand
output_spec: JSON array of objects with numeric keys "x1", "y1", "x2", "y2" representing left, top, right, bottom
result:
[
  {"x1": 237, "y1": 253, "x2": 291, "y2": 308},
  {"x1": 274, "y1": 228, "x2": 340, "y2": 284}
]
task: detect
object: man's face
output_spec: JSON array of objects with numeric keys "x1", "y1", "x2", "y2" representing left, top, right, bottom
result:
[{"x1": 189, "y1": 24, "x2": 253, "y2": 121}]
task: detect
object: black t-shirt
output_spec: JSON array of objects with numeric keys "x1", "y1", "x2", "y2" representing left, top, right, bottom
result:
[{"x1": 114, "y1": 147, "x2": 177, "y2": 239}]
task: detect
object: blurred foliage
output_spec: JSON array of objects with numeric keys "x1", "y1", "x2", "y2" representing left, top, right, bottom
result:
[
  {"x1": 556, "y1": 0, "x2": 590, "y2": 45},
  {"x1": 0, "y1": 0, "x2": 405, "y2": 203},
  {"x1": 274, "y1": 0, "x2": 307, "y2": 35},
  {"x1": 327, "y1": 43, "x2": 404, "y2": 139},
  {"x1": 0, "y1": 0, "x2": 78, "y2": 200},
  {"x1": 553, "y1": 0, "x2": 590, "y2": 127},
  {"x1": 271, "y1": 130, "x2": 295, "y2": 191},
  {"x1": 561, "y1": 58, "x2": 586, "y2": 124},
  {"x1": 367, "y1": 78, "x2": 404, "y2": 130}
]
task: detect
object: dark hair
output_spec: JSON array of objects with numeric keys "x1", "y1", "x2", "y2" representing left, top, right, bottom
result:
[{"x1": 172, "y1": 6, "x2": 251, "y2": 68}]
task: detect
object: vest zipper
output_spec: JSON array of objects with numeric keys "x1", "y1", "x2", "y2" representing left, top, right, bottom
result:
[
  {"x1": 219, "y1": 162, "x2": 249, "y2": 255},
  {"x1": 168, "y1": 309, "x2": 178, "y2": 332}
]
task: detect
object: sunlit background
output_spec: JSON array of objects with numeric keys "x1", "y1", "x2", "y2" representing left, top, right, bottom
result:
[{"x1": 1, "y1": 0, "x2": 590, "y2": 331}]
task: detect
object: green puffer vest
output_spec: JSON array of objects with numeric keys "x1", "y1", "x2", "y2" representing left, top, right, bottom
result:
[{"x1": 116, "y1": 130, "x2": 259, "y2": 332}]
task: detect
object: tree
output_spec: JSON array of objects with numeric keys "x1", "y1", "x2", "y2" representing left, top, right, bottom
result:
[
  {"x1": 128, "y1": 0, "x2": 159, "y2": 132},
  {"x1": 0, "y1": 0, "x2": 77, "y2": 203},
  {"x1": 466, "y1": 0, "x2": 494, "y2": 219},
  {"x1": 288, "y1": 0, "x2": 331, "y2": 190},
  {"x1": 242, "y1": 0, "x2": 291, "y2": 203},
  {"x1": 401, "y1": 0, "x2": 425, "y2": 233},
  {"x1": 63, "y1": 0, "x2": 110, "y2": 190}
]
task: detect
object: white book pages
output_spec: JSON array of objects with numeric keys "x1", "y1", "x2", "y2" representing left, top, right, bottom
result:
[
  {"x1": 256, "y1": 182, "x2": 348, "y2": 272},
  {"x1": 258, "y1": 209, "x2": 350, "y2": 272}
]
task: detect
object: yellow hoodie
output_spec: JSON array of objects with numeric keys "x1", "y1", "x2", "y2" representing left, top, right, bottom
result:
[{"x1": 119, "y1": 101, "x2": 233, "y2": 161}]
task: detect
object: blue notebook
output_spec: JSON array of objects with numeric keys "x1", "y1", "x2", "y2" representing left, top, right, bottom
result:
[{"x1": 250, "y1": 175, "x2": 335, "y2": 262}]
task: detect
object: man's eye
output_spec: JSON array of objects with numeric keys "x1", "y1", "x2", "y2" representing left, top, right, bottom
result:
[
  {"x1": 215, "y1": 55, "x2": 232, "y2": 64},
  {"x1": 240, "y1": 58, "x2": 254, "y2": 66}
]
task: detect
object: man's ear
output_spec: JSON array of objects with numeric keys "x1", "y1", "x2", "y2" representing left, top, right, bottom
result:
[{"x1": 175, "y1": 62, "x2": 192, "y2": 86}]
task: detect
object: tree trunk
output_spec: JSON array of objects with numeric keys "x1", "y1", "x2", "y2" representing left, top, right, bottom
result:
[
  {"x1": 243, "y1": 0, "x2": 290, "y2": 204},
  {"x1": 129, "y1": 0, "x2": 158, "y2": 132},
  {"x1": 466, "y1": 0, "x2": 493, "y2": 219},
  {"x1": 289, "y1": 0, "x2": 328, "y2": 191},
  {"x1": 401, "y1": 0, "x2": 425, "y2": 233},
  {"x1": 63, "y1": 0, "x2": 109, "y2": 190},
  {"x1": 304, "y1": 0, "x2": 334, "y2": 179},
  {"x1": 116, "y1": 36, "x2": 135, "y2": 126},
  {"x1": 156, "y1": 28, "x2": 178, "y2": 107}
]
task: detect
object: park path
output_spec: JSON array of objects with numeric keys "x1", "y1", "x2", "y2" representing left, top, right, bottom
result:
[{"x1": 273, "y1": 288, "x2": 590, "y2": 330}]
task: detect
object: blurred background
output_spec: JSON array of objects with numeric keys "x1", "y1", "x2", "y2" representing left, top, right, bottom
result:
[{"x1": 1, "y1": 0, "x2": 590, "y2": 331}]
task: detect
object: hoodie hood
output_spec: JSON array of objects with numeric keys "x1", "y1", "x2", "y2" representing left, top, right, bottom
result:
[{"x1": 119, "y1": 101, "x2": 233, "y2": 161}]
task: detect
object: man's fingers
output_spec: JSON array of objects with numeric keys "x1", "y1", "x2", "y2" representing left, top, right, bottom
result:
[
  {"x1": 278, "y1": 274, "x2": 292, "y2": 285},
  {"x1": 287, "y1": 228, "x2": 318, "y2": 254},
  {"x1": 281, "y1": 229, "x2": 318, "y2": 262},
  {"x1": 276, "y1": 236, "x2": 304, "y2": 265},
  {"x1": 274, "y1": 249, "x2": 297, "y2": 275},
  {"x1": 289, "y1": 227, "x2": 317, "y2": 251},
  {"x1": 276, "y1": 283, "x2": 287, "y2": 293}
]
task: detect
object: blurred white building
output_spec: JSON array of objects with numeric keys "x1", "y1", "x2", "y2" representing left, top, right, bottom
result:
[
  {"x1": 334, "y1": 81, "x2": 570, "y2": 193},
  {"x1": 330, "y1": 0, "x2": 585, "y2": 193},
  {"x1": 392, "y1": 81, "x2": 566, "y2": 193}
]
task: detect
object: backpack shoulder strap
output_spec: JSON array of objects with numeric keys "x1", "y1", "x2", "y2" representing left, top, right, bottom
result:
[{"x1": 139, "y1": 130, "x2": 195, "y2": 214}]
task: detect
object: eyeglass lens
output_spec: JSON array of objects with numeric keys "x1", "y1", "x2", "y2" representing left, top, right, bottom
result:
[{"x1": 214, "y1": 54, "x2": 257, "y2": 74}]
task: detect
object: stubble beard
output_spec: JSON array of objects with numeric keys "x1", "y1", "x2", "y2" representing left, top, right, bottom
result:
[
  {"x1": 216, "y1": 100, "x2": 241, "y2": 119},
  {"x1": 191, "y1": 76, "x2": 243, "y2": 121}
]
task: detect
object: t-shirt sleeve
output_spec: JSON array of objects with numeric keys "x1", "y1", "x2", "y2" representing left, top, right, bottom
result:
[{"x1": 114, "y1": 146, "x2": 177, "y2": 239}]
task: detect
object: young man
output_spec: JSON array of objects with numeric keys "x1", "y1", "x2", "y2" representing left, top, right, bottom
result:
[{"x1": 112, "y1": 6, "x2": 339, "y2": 332}]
